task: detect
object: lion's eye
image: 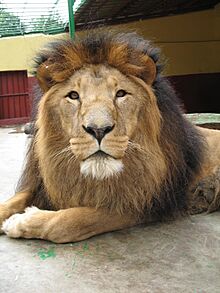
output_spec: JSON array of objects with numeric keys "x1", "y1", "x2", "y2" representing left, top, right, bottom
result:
[
  {"x1": 66, "y1": 91, "x2": 80, "y2": 100},
  {"x1": 116, "y1": 89, "x2": 127, "y2": 98}
]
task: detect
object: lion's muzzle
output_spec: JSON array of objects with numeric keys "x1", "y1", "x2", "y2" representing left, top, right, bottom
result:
[
  {"x1": 69, "y1": 133, "x2": 129, "y2": 179},
  {"x1": 69, "y1": 101, "x2": 129, "y2": 179}
]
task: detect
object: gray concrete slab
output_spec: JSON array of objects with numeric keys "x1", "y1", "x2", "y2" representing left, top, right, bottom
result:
[{"x1": 0, "y1": 127, "x2": 220, "y2": 293}]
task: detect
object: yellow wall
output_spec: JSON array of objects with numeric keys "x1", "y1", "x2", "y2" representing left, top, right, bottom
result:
[
  {"x1": 0, "y1": 33, "x2": 67, "y2": 76},
  {"x1": 114, "y1": 5, "x2": 220, "y2": 76},
  {"x1": 0, "y1": 6, "x2": 219, "y2": 76}
]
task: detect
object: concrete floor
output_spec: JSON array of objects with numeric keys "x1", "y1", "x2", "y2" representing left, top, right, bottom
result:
[{"x1": 0, "y1": 127, "x2": 220, "y2": 293}]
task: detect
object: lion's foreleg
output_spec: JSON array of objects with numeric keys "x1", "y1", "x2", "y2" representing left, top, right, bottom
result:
[
  {"x1": 0, "y1": 191, "x2": 32, "y2": 233},
  {"x1": 2, "y1": 207, "x2": 138, "y2": 243}
]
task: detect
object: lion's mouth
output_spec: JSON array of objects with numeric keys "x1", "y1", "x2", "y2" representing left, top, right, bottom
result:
[
  {"x1": 94, "y1": 150, "x2": 108, "y2": 157},
  {"x1": 84, "y1": 150, "x2": 115, "y2": 161}
]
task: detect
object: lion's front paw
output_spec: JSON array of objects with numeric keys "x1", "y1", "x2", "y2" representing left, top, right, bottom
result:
[
  {"x1": 0, "y1": 204, "x2": 12, "y2": 234},
  {"x1": 2, "y1": 206, "x2": 40, "y2": 238}
]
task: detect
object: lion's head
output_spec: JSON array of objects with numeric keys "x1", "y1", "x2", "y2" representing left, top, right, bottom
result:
[
  {"x1": 37, "y1": 62, "x2": 164, "y2": 180},
  {"x1": 19, "y1": 31, "x2": 204, "y2": 218},
  {"x1": 35, "y1": 32, "x2": 166, "y2": 182}
]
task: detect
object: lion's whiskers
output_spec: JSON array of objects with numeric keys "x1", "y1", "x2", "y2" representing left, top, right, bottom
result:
[
  {"x1": 67, "y1": 153, "x2": 77, "y2": 165},
  {"x1": 51, "y1": 146, "x2": 77, "y2": 167},
  {"x1": 127, "y1": 141, "x2": 151, "y2": 158},
  {"x1": 51, "y1": 146, "x2": 72, "y2": 159}
]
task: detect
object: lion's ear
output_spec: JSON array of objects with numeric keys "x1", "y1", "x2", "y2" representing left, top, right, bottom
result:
[
  {"x1": 141, "y1": 56, "x2": 156, "y2": 85},
  {"x1": 36, "y1": 62, "x2": 54, "y2": 92}
]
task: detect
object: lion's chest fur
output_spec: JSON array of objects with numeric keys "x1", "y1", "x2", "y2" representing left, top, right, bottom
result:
[{"x1": 38, "y1": 148, "x2": 162, "y2": 215}]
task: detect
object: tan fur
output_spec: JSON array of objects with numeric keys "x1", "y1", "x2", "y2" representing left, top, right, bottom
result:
[
  {"x1": 0, "y1": 63, "x2": 168, "y2": 241},
  {"x1": 33, "y1": 65, "x2": 167, "y2": 214},
  {"x1": 197, "y1": 127, "x2": 220, "y2": 174},
  {"x1": 0, "y1": 34, "x2": 220, "y2": 243}
]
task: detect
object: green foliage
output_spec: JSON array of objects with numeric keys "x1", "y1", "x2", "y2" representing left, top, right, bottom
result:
[
  {"x1": 0, "y1": 8, "x2": 26, "y2": 37},
  {"x1": 31, "y1": 13, "x2": 66, "y2": 34},
  {"x1": 0, "y1": 8, "x2": 67, "y2": 38}
]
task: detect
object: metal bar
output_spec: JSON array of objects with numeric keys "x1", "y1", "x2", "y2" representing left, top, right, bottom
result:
[{"x1": 68, "y1": 0, "x2": 75, "y2": 39}]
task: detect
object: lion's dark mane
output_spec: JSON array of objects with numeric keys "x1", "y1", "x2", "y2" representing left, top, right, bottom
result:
[{"x1": 17, "y1": 31, "x2": 205, "y2": 220}]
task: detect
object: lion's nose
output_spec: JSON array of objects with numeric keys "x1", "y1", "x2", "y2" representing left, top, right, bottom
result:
[{"x1": 83, "y1": 124, "x2": 114, "y2": 144}]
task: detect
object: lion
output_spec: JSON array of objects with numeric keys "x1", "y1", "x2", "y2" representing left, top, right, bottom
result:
[{"x1": 0, "y1": 31, "x2": 220, "y2": 243}]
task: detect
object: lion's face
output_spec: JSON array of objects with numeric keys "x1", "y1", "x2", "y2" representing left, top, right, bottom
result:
[
  {"x1": 31, "y1": 33, "x2": 203, "y2": 218},
  {"x1": 39, "y1": 64, "x2": 158, "y2": 179}
]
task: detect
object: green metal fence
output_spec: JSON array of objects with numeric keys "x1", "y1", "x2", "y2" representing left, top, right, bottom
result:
[{"x1": 0, "y1": 0, "x2": 82, "y2": 38}]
